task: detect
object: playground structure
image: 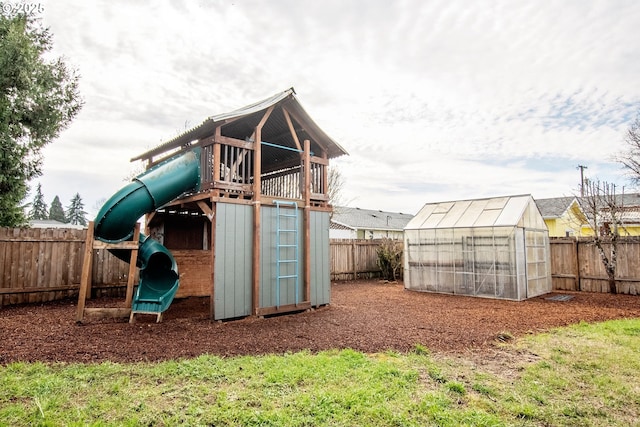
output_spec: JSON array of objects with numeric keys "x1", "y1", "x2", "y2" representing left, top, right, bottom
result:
[{"x1": 77, "y1": 88, "x2": 347, "y2": 321}]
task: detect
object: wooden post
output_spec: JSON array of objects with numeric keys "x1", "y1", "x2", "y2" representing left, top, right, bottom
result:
[
  {"x1": 575, "y1": 238, "x2": 581, "y2": 291},
  {"x1": 252, "y1": 127, "x2": 262, "y2": 315},
  {"x1": 352, "y1": 240, "x2": 357, "y2": 280},
  {"x1": 303, "y1": 139, "x2": 312, "y2": 302},
  {"x1": 76, "y1": 221, "x2": 95, "y2": 322},
  {"x1": 213, "y1": 126, "x2": 222, "y2": 197},
  {"x1": 210, "y1": 201, "x2": 217, "y2": 320},
  {"x1": 250, "y1": 107, "x2": 273, "y2": 315},
  {"x1": 322, "y1": 152, "x2": 328, "y2": 199},
  {"x1": 124, "y1": 223, "x2": 141, "y2": 306}
]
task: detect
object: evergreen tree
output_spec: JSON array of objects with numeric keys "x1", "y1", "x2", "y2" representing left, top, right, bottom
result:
[
  {"x1": 48, "y1": 195, "x2": 66, "y2": 222},
  {"x1": 27, "y1": 182, "x2": 47, "y2": 220},
  {"x1": 0, "y1": 11, "x2": 83, "y2": 227},
  {"x1": 66, "y1": 193, "x2": 87, "y2": 226}
]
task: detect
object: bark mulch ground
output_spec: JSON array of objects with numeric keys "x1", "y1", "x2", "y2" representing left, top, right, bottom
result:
[{"x1": 1, "y1": 281, "x2": 639, "y2": 364}]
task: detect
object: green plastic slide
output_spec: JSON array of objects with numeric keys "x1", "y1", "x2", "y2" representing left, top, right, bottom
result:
[{"x1": 93, "y1": 148, "x2": 201, "y2": 318}]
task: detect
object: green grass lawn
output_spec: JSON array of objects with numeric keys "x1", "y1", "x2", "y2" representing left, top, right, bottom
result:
[{"x1": 1, "y1": 318, "x2": 639, "y2": 426}]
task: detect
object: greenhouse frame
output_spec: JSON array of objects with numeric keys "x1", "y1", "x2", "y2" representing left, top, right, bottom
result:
[{"x1": 403, "y1": 195, "x2": 552, "y2": 301}]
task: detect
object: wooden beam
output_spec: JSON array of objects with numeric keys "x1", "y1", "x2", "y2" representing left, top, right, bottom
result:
[
  {"x1": 92, "y1": 241, "x2": 138, "y2": 250},
  {"x1": 213, "y1": 181, "x2": 253, "y2": 193},
  {"x1": 213, "y1": 127, "x2": 222, "y2": 182},
  {"x1": 124, "y1": 223, "x2": 140, "y2": 306},
  {"x1": 146, "y1": 211, "x2": 156, "y2": 229},
  {"x1": 82, "y1": 307, "x2": 132, "y2": 322},
  {"x1": 303, "y1": 139, "x2": 312, "y2": 303},
  {"x1": 310, "y1": 155, "x2": 329, "y2": 165},
  {"x1": 76, "y1": 221, "x2": 95, "y2": 322},
  {"x1": 197, "y1": 200, "x2": 214, "y2": 221},
  {"x1": 215, "y1": 135, "x2": 255, "y2": 150},
  {"x1": 282, "y1": 108, "x2": 302, "y2": 151},
  {"x1": 257, "y1": 106, "x2": 275, "y2": 132},
  {"x1": 162, "y1": 190, "x2": 215, "y2": 206},
  {"x1": 0, "y1": 283, "x2": 128, "y2": 295},
  {"x1": 256, "y1": 301, "x2": 311, "y2": 317},
  {"x1": 210, "y1": 196, "x2": 253, "y2": 206},
  {"x1": 252, "y1": 125, "x2": 263, "y2": 316},
  {"x1": 210, "y1": 202, "x2": 217, "y2": 320}
]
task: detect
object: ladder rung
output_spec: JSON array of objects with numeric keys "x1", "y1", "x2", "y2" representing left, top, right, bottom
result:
[
  {"x1": 278, "y1": 244, "x2": 297, "y2": 248},
  {"x1": 278, "y1": 259, "x2": 297, "y2": 263},
  {"x1": 278, "y1": 274, "x2": 298, "y2": 279}
]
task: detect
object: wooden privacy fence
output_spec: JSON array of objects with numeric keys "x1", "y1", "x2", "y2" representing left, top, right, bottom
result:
[
  {"x1": 8, "y1": 229, "x2": 637, "y2": 307},
  {"x1": 0, "y1": 227, "x2": 134, "y2": 306},
  {"x1": 550, "y1": 237, "x2": 640, "y2": 295},
  {"x1": 330, "y1": 239, "x2": 385, "y2": 281},
  {"x1": 0, "y1": 228, "x2": 387, "y2": 306}
]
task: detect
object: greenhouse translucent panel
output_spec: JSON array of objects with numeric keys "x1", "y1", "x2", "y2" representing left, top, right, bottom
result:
[
  {"x1": 485, "y1": 197, "x2": 509, "y2": 210},
  {"x1": 438, "y1": 200, "x2": 472, "y2": 228},
  {"x1": 495, "y1": 196, "x2": 529, "y2": 226},
  {"x1": 433, "y1": 202, "x2": 455, "y2": 214},
  {"x1": 437, "y1": 271, "x2": 455, "y2": 293},
  {"x1": 422, "y1": 212, "x2": 447, "y2": 228},
  {"x1": 406, "y1": 204, "x2": 438, "y2": 229},
  {"x1": 474, "y1": 208, "x2": 502, "y2": 227},
  {"x1": 456, "y1": 199, "x2": 489, "y2": 227},
  {"x1": 522, "y1": 201, "x2": 547, "y2": 230}
]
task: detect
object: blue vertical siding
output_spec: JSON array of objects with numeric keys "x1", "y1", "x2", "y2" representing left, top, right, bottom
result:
[
  {"x1": 310, "y1": 211, "x2": 330, "y2": 306},
  {"x1": 214, "y1": 203, "x2": 252, "y2": 320}
]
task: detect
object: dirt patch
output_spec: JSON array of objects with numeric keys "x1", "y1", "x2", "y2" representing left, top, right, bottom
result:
[{"x1": 1, "y1": 281, "x2": 639, "y2": 364}]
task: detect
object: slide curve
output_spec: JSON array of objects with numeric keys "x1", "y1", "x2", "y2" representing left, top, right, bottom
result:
[{"x1": 93, "y1": 148, "x2": 201, "y2": 316}]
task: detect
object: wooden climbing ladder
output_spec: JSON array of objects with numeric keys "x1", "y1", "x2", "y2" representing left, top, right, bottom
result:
[{"x1": 76, "y1": 221, "x2": 140, "y2": 323}]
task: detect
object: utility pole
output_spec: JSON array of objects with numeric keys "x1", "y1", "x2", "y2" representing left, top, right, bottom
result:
[{"x1": 577, "y1": 165, "x2": 588, "y2": 196}]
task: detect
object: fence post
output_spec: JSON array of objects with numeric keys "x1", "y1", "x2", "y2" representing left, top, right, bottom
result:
[
  {"x1": 575, "y1": 238, "x2": 581, "y2": 291},
  {"x1": 351, "y1": 240, "x2": 357, "y2": 280}
]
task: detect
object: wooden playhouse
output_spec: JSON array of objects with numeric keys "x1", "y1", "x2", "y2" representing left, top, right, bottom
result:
[{"x1": 130, "y1": 88, "x2": 348, "y2": 320}]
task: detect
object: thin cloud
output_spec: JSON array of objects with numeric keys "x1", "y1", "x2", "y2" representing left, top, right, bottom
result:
[{"x1": 32, "y1": 0, "x2": 640, "y2": 216}]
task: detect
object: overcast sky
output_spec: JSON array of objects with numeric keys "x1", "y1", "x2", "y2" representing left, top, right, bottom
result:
[{"x1": 34, "y1": 0, "x2": 640, "y2": 217}]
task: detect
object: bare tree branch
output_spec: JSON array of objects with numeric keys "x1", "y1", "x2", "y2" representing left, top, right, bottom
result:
[
  {"x1": 619, "y1": 111, "x2": 640, "y2": 184},
  {"x1": 580, "y1": 179, "x2": 625, "y2": 294}
]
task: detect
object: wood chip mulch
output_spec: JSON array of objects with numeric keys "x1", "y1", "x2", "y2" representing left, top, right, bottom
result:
[{"x1": 1, "y1": 281, "x2": 639, "y2": 364}]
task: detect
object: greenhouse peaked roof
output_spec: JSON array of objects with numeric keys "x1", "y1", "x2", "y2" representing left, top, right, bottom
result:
[{"x1": 406, "y1": 195, "x2": 544, "y2": 230}]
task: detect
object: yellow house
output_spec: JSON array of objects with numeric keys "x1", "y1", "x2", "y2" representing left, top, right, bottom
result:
[
  {"x1": 535, "y1": 197, "x2": 587, "y2": 237},
  {"x1": 579, "y1": 206, "x2": 640, "y2": 236},
  {"x1": 537, "y1": 194, "x2": 640, "y2": 237}
]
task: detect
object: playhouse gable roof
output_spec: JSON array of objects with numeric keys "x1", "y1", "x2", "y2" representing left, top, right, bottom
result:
[{"x1": 132, "y1": 88, "x2": 348, "y2": 162}]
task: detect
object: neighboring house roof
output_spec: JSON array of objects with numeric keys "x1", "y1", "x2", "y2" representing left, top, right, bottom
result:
[
  {"x1": 610, "y1": 193, "x2": 640, "y2": 207},
  {"x1": 329, "y1": 221, "x2": 354, "y2": 231},
  {"x1": 406, "y1": 194, "x2": 546, "y2": 230},
  {"x1": 131, "y1": 87, "x2": 348, "y2": 163},
  {"x1": 331, "y1": 206, "x2": 413, "y2": 232},
  {"x1": 29, "y1": 220, "x2": 86, "y2": 229},
  {"x1": 534, "y1": 193, "x2": 640, "y2": 227},
  {"x1": 534, "y1": 196, "x2": 579, "y2": 219}
]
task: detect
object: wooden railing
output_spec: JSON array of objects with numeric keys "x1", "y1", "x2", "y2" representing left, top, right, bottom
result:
[{"x1": 198, "y1": 136, "x2": 329, "y2": 204}]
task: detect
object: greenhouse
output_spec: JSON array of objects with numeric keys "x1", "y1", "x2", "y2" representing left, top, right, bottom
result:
[{"x1": 403, "y1": 195, "x2": 551, "y2": 301}]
